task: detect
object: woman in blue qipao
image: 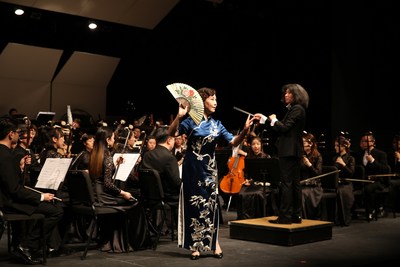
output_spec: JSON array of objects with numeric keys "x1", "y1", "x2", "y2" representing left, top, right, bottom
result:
[{"x1": 168, "y1": 87, "x2": 255, "y2": 260}]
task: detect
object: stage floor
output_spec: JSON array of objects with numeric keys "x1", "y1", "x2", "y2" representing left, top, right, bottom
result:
[{"x1": 1, "y1": 211, "x2": 400, "y2": 267}]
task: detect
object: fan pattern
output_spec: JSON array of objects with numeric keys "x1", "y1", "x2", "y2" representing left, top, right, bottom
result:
[{"x1": 166, "y1": 83, "x2": 204, "y2": 125}]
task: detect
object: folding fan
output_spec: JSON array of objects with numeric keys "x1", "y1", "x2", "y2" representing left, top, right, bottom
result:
[{"x1": 166, "y1": 83, "x2": 204, "y2": 125}]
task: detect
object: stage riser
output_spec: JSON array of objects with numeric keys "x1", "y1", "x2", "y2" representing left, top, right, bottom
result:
[{"x1": 229, "y1": 217, "x2": 333, "y2": 246}]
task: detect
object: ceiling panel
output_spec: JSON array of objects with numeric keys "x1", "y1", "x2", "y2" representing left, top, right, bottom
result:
[
  {"x1": 0, "y1": 43, "x2": 62, "y2": 81},
  {"x1": 0, "y1": 0, "x2": 180, "y2": 29},
  {"x1": 53, "y1": 51, "x2": 120, "y2": 87}
]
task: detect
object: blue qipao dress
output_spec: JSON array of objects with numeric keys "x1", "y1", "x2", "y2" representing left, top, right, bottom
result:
[{"x1": 177, "y1": 116, "x2": 234, "y2": 252}]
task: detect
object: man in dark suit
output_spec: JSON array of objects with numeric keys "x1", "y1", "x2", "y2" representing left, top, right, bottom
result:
[
  {"x1": 139, "y1": 127, "x2": 181, "y2": 202},
  {"x1": 355, "y1": 131, "x2": 390, "y2": 220},
  {"x1": 255, "y1": 83, "x2": 309, "y2": 224},
  {"x1": 0, "y1": 116, "x2": 64, "y2": 264},
  {"x1": 139, "y1": 127, "x2": 181, "y2": 234}
]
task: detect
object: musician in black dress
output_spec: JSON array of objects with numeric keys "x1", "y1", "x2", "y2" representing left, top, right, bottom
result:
[
  {"x1": 333, "y1": 135, "x2": 355, "y2": 226},
  {"x1": 300, "y1": 132, "x2": 323, "y2": 220},
  {"x1": 237, "y1": 136, "x2": 271, "y2": 219}
]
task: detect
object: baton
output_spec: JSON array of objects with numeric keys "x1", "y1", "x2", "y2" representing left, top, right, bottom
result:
[{"x1": 233, "y1": 106, "x2": 254, "y2": 116}]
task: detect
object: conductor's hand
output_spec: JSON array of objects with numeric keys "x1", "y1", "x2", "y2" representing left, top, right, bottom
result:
[
  {"x1": 253, "y1": 113, "x2": 268, "y2": 124},
  {"x1": 268, "y1": 114, "x2": 277, "y2": 121}
]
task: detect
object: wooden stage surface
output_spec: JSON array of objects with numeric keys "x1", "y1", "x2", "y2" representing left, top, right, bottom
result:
[{"x1": 229, "y1": 216, "x2": 334, "y2": 246}]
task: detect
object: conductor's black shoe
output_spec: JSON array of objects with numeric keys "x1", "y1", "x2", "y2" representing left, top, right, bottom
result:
[
  {"x1": 268, "y1": 218, "x2": 292, "y2": 224},
  {"x1": 292, "y1": 216, "x2": 302, "y2": 224},
  {"x1": 13, "y1": 245, "x2": 41, "y2": 265}
]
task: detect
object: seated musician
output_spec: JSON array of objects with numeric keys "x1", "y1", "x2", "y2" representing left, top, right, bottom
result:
[
  {"x1": 0, "y1": 116, "x2": 64, "y2": 264},
  {"x1": 332, "y1": 134, "x2": 355, "y2": 226},
  {"x1": 354, "y1": 131, "x2": 390, "y2": 220},
  {"x1": 37, "y1": 125, "x2": 73, "y2": 251},
  {"x1": 237, "y1": 136, "x2": 272, "y2": 220},
  {"x1": 385, "y1": 134, "x2": 400, "y2": 214},
  {"x1": 300, "y1": 132, "x2": 323, "y2": 220}
]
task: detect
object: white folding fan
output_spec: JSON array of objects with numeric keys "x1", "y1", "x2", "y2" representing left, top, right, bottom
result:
[{"x1": 166, "y1": 83, "x2": 204, "y2": 125}]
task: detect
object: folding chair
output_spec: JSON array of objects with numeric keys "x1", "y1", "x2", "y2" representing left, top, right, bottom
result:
[
  {"x1": 0, "y1": 208, "x2": 47, "y2": 265},
  {"x1": 320, "y1": 165, "x2": 340, "y2": 222},
  {"x1": 138, "y1": 169, "x2": 178, "y2": 250},
  {"x1": 66, "y1": 170, "x2": 125, "y2": 259}
]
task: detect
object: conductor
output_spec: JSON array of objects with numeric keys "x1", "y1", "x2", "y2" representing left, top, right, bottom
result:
[{"x1": 254, "y1": 83, "x2": 309, "y2": 224}]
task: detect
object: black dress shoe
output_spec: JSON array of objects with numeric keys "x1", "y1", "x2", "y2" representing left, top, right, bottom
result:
[
  {"x1": 292, "y1": 216, "x2": 302, "y2": 224},
  {"x1": 13, "y1": 245, "x2": 41, "y2": 265},
  {"x1": 213, "y1": 252, "x2": 223, "y2": 259},
  {"x1": 268, "y1": 218, "x2": 292, "y2": 224}
]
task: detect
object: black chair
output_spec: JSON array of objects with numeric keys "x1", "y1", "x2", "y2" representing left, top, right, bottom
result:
[
  {"x1": 0, "y1": 208, "x2": 47, "y2": 265},
  {"x1": 370, "y1": 165, "x2": 393, "y2": 219},
  {"x1": 138, "y1": 169, "x2": 178, "y2": 250},
  {"x1": 351, "y1": 164, "x2": 370, "y2": 221},
  {"x1": 320, "y1": 165, "x2": 340, "y2": 222},
  {"x1": 66, "y1": 170, "x2": 125, "y2": 259}
]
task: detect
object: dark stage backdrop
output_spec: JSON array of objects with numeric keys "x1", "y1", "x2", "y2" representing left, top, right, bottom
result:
[
  {"x1": 107, "y1": 2, "x2": 399, "y2": 153},
  {"x1": 1, "y1": 1, "x2": 398, "y2": 154}
]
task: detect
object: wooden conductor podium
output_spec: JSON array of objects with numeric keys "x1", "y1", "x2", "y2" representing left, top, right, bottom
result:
[
  {"x1": 230, "y1": 158, "x2": 333, "y2": 246},
  {"x1": 229, "y1": 216, "x2": 333, "y2": 246}
]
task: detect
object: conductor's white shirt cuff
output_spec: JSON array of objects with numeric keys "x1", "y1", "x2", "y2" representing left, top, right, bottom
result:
[{"x1": 259, "y1": 115, "x2": 268, "y2": 124}]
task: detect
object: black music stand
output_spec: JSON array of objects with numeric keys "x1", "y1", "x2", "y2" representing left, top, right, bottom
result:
[
  {"x1": 245, "y1": 157, "x2": 281, "y2": 216},
  {"x1": 35, "y1": 111, "x2": 56, "y2": 126},
  {"x1": 245, "y1": 157, "x2": 281, "y2": 185}
]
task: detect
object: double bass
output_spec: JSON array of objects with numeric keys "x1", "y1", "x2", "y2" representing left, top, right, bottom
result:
[{"x1": 220, "y1": 134, "x2": 247, "y2": 194}]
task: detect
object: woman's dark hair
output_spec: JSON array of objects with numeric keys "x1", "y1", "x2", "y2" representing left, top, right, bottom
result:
[
  {"x1": 303, "y1": 131, "x2": 320, "y2": 163},
  {"x1": 89, "y1": 126, "x2": 114, "y2": 180},
  {"x1": 197, "y1": 87, "x2": 216, "y2": 102}
]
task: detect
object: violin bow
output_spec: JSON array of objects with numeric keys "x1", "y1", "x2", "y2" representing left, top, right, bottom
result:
[{"x1": 112, "y1": 128, "x2": 131, "y2": 183}]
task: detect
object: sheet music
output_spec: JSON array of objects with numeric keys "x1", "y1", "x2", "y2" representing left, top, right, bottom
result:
[
  {"x1": 113, "y1": 153, "x2": 140, "y2": 182},
  {"x1": 35, "y1": 158, "x2": 72, "y2": 190}
]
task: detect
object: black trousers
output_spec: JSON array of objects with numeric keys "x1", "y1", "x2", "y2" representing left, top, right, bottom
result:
[
  {"x1": 277, "y1": 156, "x2": 302, "y2": 221},
  {"x1": 21, "y1": 201, "x2": 64, "y2": 250}
]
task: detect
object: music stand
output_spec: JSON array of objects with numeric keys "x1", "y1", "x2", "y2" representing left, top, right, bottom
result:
[
  {"x1": 35, "y1": 111, "x2": 56, "y2": 126},
  {"x1": 245, "y1": 157, "x2": 281, "y2": 216},
  {"x1": 245, "y1": 157, "x2": 281, "y2": 185}
]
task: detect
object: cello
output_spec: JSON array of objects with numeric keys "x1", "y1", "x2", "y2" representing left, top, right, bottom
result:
[{"x1": 220, "y1": 133, "x2": 247, "y2": 194}]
